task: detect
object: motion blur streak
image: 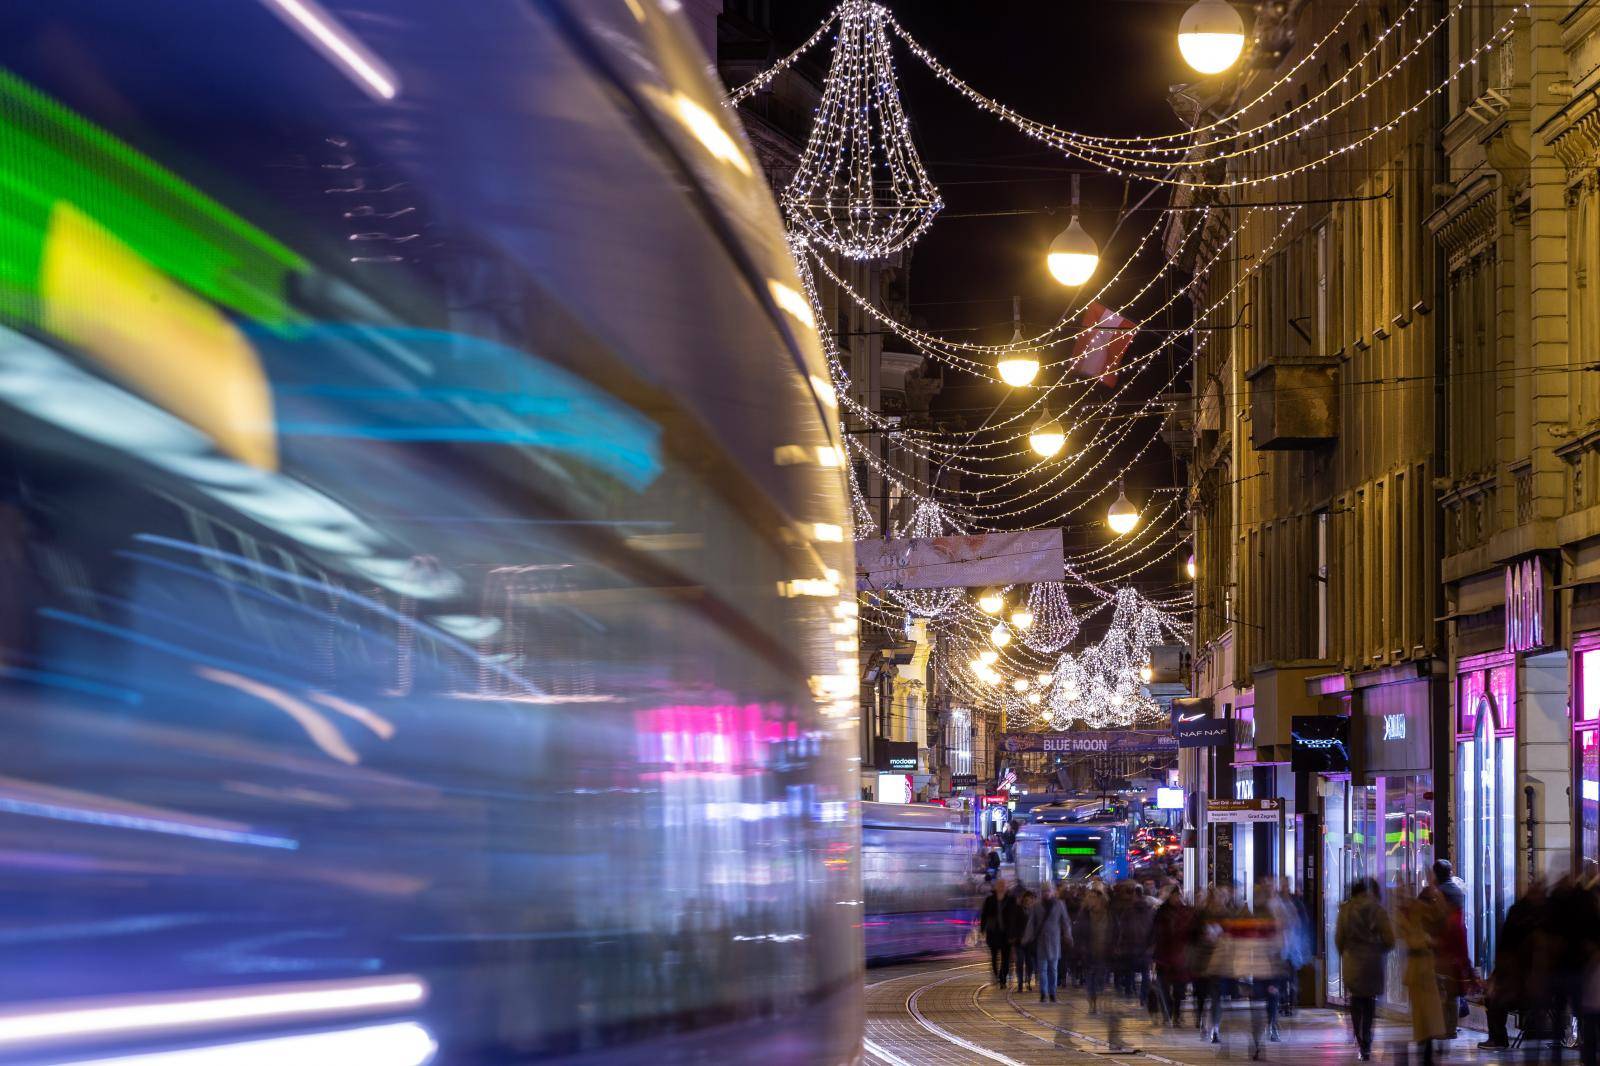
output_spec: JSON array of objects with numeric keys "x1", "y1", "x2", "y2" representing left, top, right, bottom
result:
[
  {"x1": 260, "y1": 0, "x2": 400, "y2": 100},
  {"x1": 0, "y1": 777, "x2": 298, "y2": 851},
  {"x1": 0, "y1": 976, "x2": 425, "y2": 1048},
  {"x1": 53, "y1": 1021, "x2": 436, "y2": 1066},
  {"x1": 195, "y1": 667, "x2": 362, "y2": 765}
]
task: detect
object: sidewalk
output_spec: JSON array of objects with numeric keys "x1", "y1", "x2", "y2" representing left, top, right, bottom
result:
[{"x1": 1007, "y1": 977, "x2": 1505, "y2": 1064}]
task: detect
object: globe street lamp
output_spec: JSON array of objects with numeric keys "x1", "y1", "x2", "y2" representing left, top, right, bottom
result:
[
  {"x1": 1028, "y1": 410, "x2": 1067, "y2": 459},
  {"x1": 997, "y1": 295, "x2": 1041, "y2": 386},
  {"x1": 1009, "y1": 606, "x2": 1034, "y2": 631},
  {"x1": 1107, "y1": 480, "x2": 1140, "y2": 536},
  {"x1": 1047, "y1": 175, "x2": 1099, "y2": 287},
  {"x1": 978, "y1": 587, "x2": 1005, "y2": 614},
  {"x1": 1178, "y1": 0, "x2": 1246, "y2": 75},
  {"x1": 989, "y1": 621, "x2": 1012, "y2": 648}
]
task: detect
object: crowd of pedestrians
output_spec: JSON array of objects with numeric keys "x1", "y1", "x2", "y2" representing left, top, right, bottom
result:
[
  {"x1": 976, "y1": 856, "x2": 1600, "y2": 1064},
  {"x1": 979, "y1": 874, "x2": 1312, "y2": 1060}
]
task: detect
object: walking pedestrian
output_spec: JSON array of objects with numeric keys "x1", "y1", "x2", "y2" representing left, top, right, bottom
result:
[
  {"x1": 1025, "y1": 882, "x2": 1072, "y2": 1004},
  {"x1": 1153, "y1": 886, "x2": 1194, "y2": 1027},
  {"x1": 981, "y1": 879, "x2": 1011, "y2": 985},
  {"x1": 1335, "y1": 878, "x2": 1395, "y2": 1062},
  {"x1": 1480, "y1": 877, "x2": 1547, "y2": 1051},
  {"x1": 1010, "y1": 889, "x2": 1037, "y2": 991},
  {"x1": 1397, "y1": 886, "x2": 1449, "y2": 1066}
]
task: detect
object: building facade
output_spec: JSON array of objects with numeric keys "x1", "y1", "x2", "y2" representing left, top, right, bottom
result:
[{"x1": 1172, "y1": 0, "x2": 1447, "y2": 1001}]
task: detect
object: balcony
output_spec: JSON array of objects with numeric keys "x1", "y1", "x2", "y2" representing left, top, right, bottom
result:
[{"x1": 1243, "y1": 358, "x2": 1339, "y2": 450}]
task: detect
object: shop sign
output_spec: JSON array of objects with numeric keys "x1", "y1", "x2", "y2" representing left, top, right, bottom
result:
[
  {"x1": 1207, "y1": 797, "x2": 1283, "y2": 823},
  {"x1": 1174, "y1": 717, "x2": 1234, "y2": 748},
  {"x1": 1506, "y1": 556, "x2": 1549, "y2": 652},
  {"x1": 950, "y1": 774, "x2": 978, "y2": 788},
  {"x1": 875, "y1": 740, "x2": 917, "y2": 772},
  {"x1": 1290, "y1": 715, "x2": 1351, "y2": 773},
  {"x1": 1000, "y1": 730, "x2": 1178, "y2": 755}
]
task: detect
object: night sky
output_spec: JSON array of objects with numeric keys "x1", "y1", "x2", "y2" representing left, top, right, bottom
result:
[{"x1": 759, "y1": 0, "x2": 1200, "y2": 595}]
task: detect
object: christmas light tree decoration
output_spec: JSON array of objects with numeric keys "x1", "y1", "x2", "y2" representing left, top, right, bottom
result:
[{"x1": 781, "y1": 0, "x2": 942, "y2": 259}]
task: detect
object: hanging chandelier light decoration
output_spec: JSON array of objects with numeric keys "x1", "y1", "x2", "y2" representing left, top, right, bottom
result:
[
  {"x1": 1020, "y1": 582, "x2": 1080, "y2": 654},
  {"x1": 883, "y1": 499, "x2": 966, "y2": 619},
  {"x1": 781, "y1": 0, "x2": 942, "y2": 259},
  {"x1": 1043, "y1": 587, "x2": 1170, "y2": 730}
]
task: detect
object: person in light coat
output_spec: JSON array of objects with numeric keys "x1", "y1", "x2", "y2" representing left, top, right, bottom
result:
[
  {"x1": 1397, "y1": 887, "x2": 1449, "y2": 1066},
  {"x1": 1335, "y1": 878, "x2": 1395, "y2": 1062},
  {"x1": 1024, "y1": 881, "x2": 1072, "y2": 1003}
]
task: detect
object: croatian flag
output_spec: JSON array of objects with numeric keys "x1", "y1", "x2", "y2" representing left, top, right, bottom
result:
[{"x1": 1071, "y1": 302, "x2": 1137, "y2": 387}]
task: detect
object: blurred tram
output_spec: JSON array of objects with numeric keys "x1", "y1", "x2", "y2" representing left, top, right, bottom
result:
[
  {"x1": 861, "y1": 802, "x2": 982, "y2": 962},
  {"x1": 1014, "y1": 805, "x2": 1133, "y2": 888},
  {"x1": 0, "y1": 3, "x2": 861, "y2": 1064}
]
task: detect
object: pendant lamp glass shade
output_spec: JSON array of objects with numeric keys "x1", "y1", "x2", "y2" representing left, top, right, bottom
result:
[
  {"x1": 997, "y1": 352, "x2": 1041, "y2": 387},
  {"x1": 1107, "y1": 481, "x2": 1140, "y2": 535},
  {"x1": 989, "y1": 622, "x2": 1012, "y2": 648},
  {"x1": 1047, "y1": 217, "x2": 1100, "y2": 287},
  {"x1": 979, "y1": 649, "x2": 1000, "y2": 666},
  {"x1": 1009, "y1": 607, "x2": 1034, "y2": 631},
  {"x1": 1028, "y1": 411, "x2": 1067, "y2": 458},
  {"x1": 1178, "y1": 0, "x2": 1246, "y2": 74},
  {"x1": 978, "y1": 588, "x2": 1004, "y2": 614}
]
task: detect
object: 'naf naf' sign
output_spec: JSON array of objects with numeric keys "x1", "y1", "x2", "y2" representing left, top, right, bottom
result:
[{"x1": 1505, "y1": 556, "x2": 1549, "y2": 653}]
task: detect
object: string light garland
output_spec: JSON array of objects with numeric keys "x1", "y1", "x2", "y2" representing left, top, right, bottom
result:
[
  {"x1": 781, "y1": 0, "x2": 942, "y2": 258},
  {"x1": 881, "y1": 499, "x2": 968, "y2": 619}
]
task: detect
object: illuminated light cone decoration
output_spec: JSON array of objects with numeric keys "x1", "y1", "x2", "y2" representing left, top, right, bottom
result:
[{"x1": 782, "y1": 0, "x2": 942, "y2": 260}]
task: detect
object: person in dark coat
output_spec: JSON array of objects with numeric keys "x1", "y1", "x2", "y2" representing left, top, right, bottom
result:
[
  {"x1": 1480, "y1": 878, "x2": 1547, "y2": 1049},
  {"x1": 980, "y1": 879, "x2": 1011, "y2": 985},
  {"x1": 1111, "y1": 881, "x2": 1154, "y2": 1002},
  {"x1": 1006, "y1": 887, "x2": 1035, "y2": 991},
  {"x1": 1335, "y1": 878, "x2": 1395, "y2": 1061},
  {"x1": 1152, "y1": 887, "x2": 1194, "y2": 1026}
]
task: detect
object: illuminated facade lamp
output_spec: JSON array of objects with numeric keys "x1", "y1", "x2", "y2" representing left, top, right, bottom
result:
[
  {"x1": 1178, "y1": 0, "x2": 1247, "y2": 75},
  {"x1": 1028, "y1": 410, "x2": 1067, "y2": 459},
  {"x1": 978, "y1": 587, "x2": 1005, "y2": 614},
  {"x1": 1186, "y1": 552, "x2": 1198, "y2": 580},
  {"x1": 989, "y1": 622, "x2": 1012, "y2": 648},
  {"x1": 1106, "y1": 480, "x2": 1140, "y2": 536},
  {"x1": 1140, "y1": 664, "x2": 1154, "y2": 684},
  {"x1": 997, "y1": 295, "x2": 1041, "y2": 387},
  {"x1": 1009, "y1": 607, "x2": 1034, "y2": 631},
  {"x1": 1047, "y1": 175, "x2": 1099, "y2": 288}
]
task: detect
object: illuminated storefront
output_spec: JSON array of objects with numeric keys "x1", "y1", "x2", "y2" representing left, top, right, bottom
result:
[{"x1": 1454, "y1": 654, "x2": 1516, "y2": 974}]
